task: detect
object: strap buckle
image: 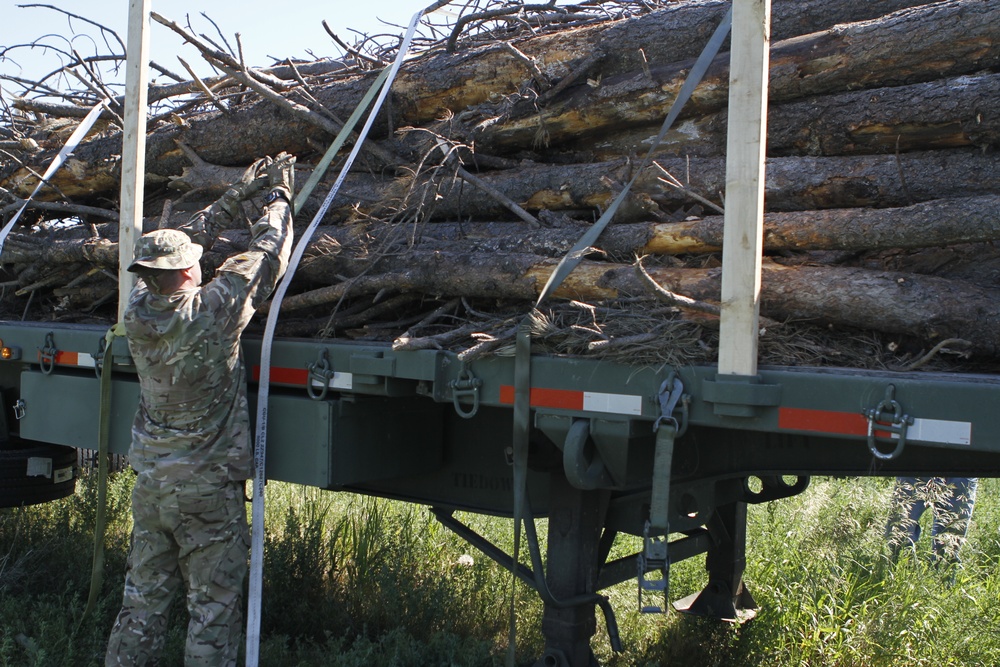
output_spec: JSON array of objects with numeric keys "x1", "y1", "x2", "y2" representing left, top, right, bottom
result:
[
  {"x1": 638, "y1": 519, "x2": 669, "y2": 613},
  {"x1": 654, "y1": 373, "x2": 687, "y2": 436}
]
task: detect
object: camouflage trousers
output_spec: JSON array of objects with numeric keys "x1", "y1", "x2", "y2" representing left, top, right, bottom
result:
[{"x1": 106, "y1": 475, "x2": 249, "y2": 666}]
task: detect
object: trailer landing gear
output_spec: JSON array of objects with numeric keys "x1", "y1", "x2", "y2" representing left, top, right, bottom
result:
[
  {"x1": 673, "y1": 501, "x2": 758, "y2": 623},
  {"x1": 536, "y1": 473, "x2": 610, "y2": 667},
  {"x1": 434, "y1": 488, "x2": 759, "y2": 664}
]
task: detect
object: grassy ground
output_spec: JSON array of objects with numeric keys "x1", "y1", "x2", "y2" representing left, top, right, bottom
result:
[{"x1": 1, "y1": 472, "x2": 997, "y2": 666}]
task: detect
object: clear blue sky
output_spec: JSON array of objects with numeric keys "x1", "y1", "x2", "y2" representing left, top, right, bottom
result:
[{"x1": 1, "y1": 1, "x2": 428, "y2": 94}]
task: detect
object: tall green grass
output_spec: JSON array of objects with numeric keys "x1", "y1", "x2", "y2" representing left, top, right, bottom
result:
[{"x1": 1, "y1": 472, "x2": 997, "y2": 666}]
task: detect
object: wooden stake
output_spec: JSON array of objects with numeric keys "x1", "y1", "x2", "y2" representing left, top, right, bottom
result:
[
  {"x1": 119, "y1": 0, "x2": 151, "y2": 321},
  {"x1": 718, "y1": 0, "x2": 771, "y2": 377}
]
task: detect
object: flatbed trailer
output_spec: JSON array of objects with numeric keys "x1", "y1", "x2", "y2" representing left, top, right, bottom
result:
[
  {"x1": 2, "y1": 319, "x2": 999, "y2": 664},
  {"x1": 3, "y1": 1, "x2": 999, "y2": 664}
]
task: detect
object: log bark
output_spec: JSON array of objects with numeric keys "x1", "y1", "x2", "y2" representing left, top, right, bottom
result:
[
  {"x1": 183, "y1": 146, "x2": 1000, "y2": 225},
  {"x1": 296, "y1": 194, "x2": 1000, "y2": 259},
  {"x1": 586, "y1": 73, "x2": 1000, "y2": 159},
  {"x1": 368, "y1": 148, "x2": 1000, "y2": 222},
  {"x1": 472, "y1": 0, "x2": 1000, "y2": 152},
  {"x1": 645, "y1": 195, "x2": 1000, "y2": 255},
  {"x1": 6, "y1": 195, "x2": 998, "y2": 271},
  {"x1": 8, "y1": 145, "x2": 997, "y2": 229},
  {"x1": 261, "y1": 250, "x2": 1000, "y2": 354},
  {"x1": 2, "y1": 0, "x2": 979, "y2": 202}
]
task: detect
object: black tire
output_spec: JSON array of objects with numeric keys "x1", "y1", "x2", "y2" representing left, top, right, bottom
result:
[{"x1": 0, "y1": 443, "x2": 77, "y2": 508}]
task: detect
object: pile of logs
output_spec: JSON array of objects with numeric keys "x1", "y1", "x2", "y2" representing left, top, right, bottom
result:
[{"x1": 1, "y1": 0, "x2": 998, "y2": 369}]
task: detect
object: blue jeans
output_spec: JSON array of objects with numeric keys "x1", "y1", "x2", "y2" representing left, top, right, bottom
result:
[{"x1": 886, "y1": 476, "x2": 977, "y2": 563}]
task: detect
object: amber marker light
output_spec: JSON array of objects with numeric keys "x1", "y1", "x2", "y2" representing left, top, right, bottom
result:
[{"x1": 0, "y1": 342, "x2": 22, "y2": 360}]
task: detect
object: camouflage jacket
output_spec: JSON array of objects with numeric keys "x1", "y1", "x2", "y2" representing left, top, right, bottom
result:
[{"x1": 124, "y1": 198, "x2": 293, "y2": 484}]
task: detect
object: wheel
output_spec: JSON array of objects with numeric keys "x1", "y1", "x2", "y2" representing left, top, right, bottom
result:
[{"x1": 0, "y1": 443, "x2": 77, "y2": 507}]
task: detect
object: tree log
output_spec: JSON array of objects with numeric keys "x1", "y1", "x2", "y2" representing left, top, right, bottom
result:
[
  {"x1": 645, "y1": 195, "x2": 1000, "y2": 255},
  {"x1": 1, "y1": 0, "x2": 977, "y2": 202},
  {"x1": 583, "y1": 73, "x2": 1000, "y2": 159},
  {"x1": 8, "y1": 144, "x2": 997, "y2": 230},
  {"x1": 6, "y1": 195, "x2": 997, "y2": 273},
  {"x1": 261, "y1": 250, "x2": 1000, "y2": 354},
  {"x1": 367, "y1": 148, "x2": 1000, "y2": 223},
  {"x1": 472, "y1": 0, "x2": 1000, "y2": 152}
]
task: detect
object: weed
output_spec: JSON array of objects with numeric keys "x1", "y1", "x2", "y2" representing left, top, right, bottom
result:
[{"x1": 1, "y1": 474, "x2": 998, "y2": 665}]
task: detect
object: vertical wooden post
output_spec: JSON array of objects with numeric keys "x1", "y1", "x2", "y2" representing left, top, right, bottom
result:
[
  {"x1": 717, "y1": 0, "x2": 771, "y2": 378},
  {"x1": 119, "y1": 0, "x2": 152, "y2": 321}
]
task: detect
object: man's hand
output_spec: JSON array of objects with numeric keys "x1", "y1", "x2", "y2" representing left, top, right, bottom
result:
[
  {"x1": 266, "y1": 152, "x2": 296, "y2": 200},
  {"x1": 181, "y1": 153, "x2": 296, "y2": 246},
  {"x1": 216, "y1": 157, "x2": 273, "y2": 219}
]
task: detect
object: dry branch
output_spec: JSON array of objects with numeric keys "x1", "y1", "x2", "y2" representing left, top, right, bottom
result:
[{"x1": 2, "y1": 0, "x2": 1000, "y2": 369}]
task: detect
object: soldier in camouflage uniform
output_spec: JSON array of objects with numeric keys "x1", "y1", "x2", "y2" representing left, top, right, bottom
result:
[{"x1": 105, "y1": 154, "x2": 296, "y2": 667}]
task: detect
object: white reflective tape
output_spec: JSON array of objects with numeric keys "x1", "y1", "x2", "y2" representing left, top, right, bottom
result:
[
  {"x1": 310, "y1": 371, "x2": 353, "y2": 390},
  {"x1": 582, "y1": 391, "x2": 643, "y2": 416},
  {"x1": 76, "y1": 352, "x2": 96, "y2": 368},
  {"x1": 906, "y1": 418, "x2": 972, "y2": 446},
  {"x1": 26, "y1": 457, "x2": 53, "y2": 478}
]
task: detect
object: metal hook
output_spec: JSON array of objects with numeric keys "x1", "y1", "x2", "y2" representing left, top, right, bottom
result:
[
  {"x1": 450, "y1": 366, "x2": 482, "y2": 419},
  {"x1": 94, "y1": 337, "x2": 107, "y2": 379},
  {"x1": 38, "y1": 332, "x2": 57, "y2": 375},
  {"x1": 865, "y1": 385, "x2": 912, "y2": 460},
  {"x1": 306, "y1": 349, "x2": 333, "y2": 400}
]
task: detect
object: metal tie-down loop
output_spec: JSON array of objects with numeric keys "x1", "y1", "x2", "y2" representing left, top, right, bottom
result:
[
  {"x1": 866, "y1": 384, "x2": 912, "y2": 460},
  {"x1": 93, "y1": 336, "x2": 107, "y2": 379},
  {"x1": 306, "y1": 349, "x2": 335, "y2": 400},
  {"x1": 38, "y1": 332, "x2": 57, "y2": 375},
  {"x1": 450, "y1": 365, "x2": 482, "y2": 419}
]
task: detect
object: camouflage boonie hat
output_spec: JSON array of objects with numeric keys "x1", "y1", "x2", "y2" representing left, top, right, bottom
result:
[{"x1": 127, "y1": 229, "x2": 203, "y2": 272}]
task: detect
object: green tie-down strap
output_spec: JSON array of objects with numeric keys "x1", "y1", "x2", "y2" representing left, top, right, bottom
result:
[
  {"x1": 79, "y1": 322, "x2": 125, "y2": 628},
  {"x1": 506, "y1": 5, "x2": 733, "y2": 657},
  {"x1": 506, "y1": 321, "x2": 533, "y2": 667}
]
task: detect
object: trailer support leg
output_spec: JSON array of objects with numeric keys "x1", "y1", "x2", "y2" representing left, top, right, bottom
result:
[
  {"x1": 673, "y1": 500, "x2": 757, "y2": 622},
  {"x1": 537, "y1": 473, "x2": 609, "y2": 667}
]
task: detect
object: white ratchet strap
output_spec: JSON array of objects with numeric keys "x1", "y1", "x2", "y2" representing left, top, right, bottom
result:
[
  {"x1": 0, "y1": 99, "x2": 109, "y2": 254},
  {"x1": 243, "y1": 10, "x2": 424, "y2": 666}
]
